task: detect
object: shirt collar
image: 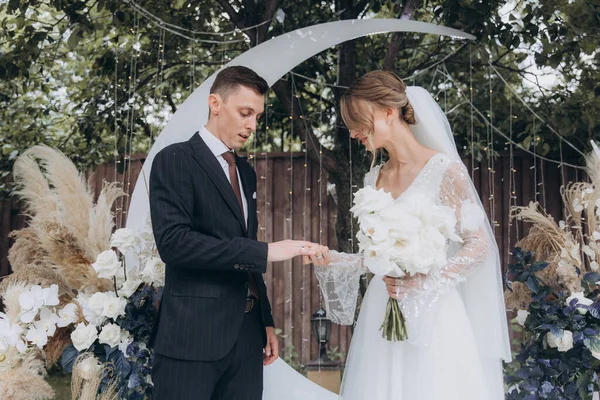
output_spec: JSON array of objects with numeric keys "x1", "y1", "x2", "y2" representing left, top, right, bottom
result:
[{"x1": 199, "y1": 126, "x2": 232, "y2": 158}]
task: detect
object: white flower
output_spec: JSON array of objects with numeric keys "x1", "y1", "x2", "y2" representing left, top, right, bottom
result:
[
  {"x1": 559, "y1": 220, "x2": 567, "y2": 229},
  {"x1": 359, "y1": 214, "x2": 391, "y2": 244},
  {"x1": 71, "y1": 323, "x2": 98, "y2": 351},
  {"x1": 566, "y1": 292, "x2": 594, "y2": 314},
  {"x1": 98, "y1": 323, "x2": 122, "y2": 348},
  {"x1": 76, "y1": 356, "x2": 101, "y2": 380},
  {"x1": 460, "y1": 199, "x2": 485, "y2": 232},
  {"x1": 80, "y1": 292, "x2": 107, "y2": 326},
  {"x1": 593, "y1": 231, "x2": 600, "y2": 241},
  {"x1": 25, "y1": 326, "x2": 48, "y2": 348},
  {"x1": 34, "y1": 309, "x2": 59, "y2": 337},
  {"x1": 583, "y1": 245, "x2": 596, "y2": 260},
  {"x1": 570, "y1": 244, "x2": 580, "y2": 261},
  {"x1": 118, "y1": 330, "x2": 133, "y2": 355},
  {"x1": 0, "y1": 312, "x2": 23, "y2": 348},
  {"x1": 592, "y1": 261, "x2": 599, "y2": 271},
  {"x1": 57, "y1": 303, "x2": 79, "y2": 328},
  {"x1": 516, "y1": 310, "x2": 529, "y2": 326},
  {"x1": 110, "y1": 228, "x2": 138, "y2": 252},
  {"x1": 141, "y1": 257, "x2": 166, "y2": 286},
  {"x1": 102, "y1": 296, "x2": 127, "y2": 320},
  {"x1": 118, "y1": 278, "x2": 143, "y2": 298},
  {"x1": 42, "y1": 285, "x2": 60, "y2": 307},
  {"x1": 546, "y1": 330, "x2": 574, "y2": 352},
  {"x1": 350, "y1": 186, "x2": 395, "y2": 219},
  {"x1": 573, "y1": 198, "x2": 584, "y2": 213},
  {"x1": 92, "y1": 250, "x2": 122, "y2": 279}
]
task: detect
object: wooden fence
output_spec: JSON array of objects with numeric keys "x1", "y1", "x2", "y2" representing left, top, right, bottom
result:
[{"x1": 0, "y1": 152, "x2": 585, "y2": 365}]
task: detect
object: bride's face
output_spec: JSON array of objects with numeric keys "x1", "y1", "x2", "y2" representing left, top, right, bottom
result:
[{"x1": 348, "y1": 107, "x2": 392, "y2": 151}]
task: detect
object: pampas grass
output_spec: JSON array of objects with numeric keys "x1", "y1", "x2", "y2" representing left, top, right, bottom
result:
[
  {"x1": 0, "y1": 351, "x2": 54, "y2": 400},
  {"x1": 7, "y1": 145, "x2": 122, "y2": 296},
  {"x1": 11, "y1": 150, "x2": 58, "y2": 222},
  {"x1": 88, "y1": 181, "x2": 125, "y2": 257},
  {"x1": 7, "y1": 228, "x2": 48, "y2": 272},
  {"x1": 71, "y1": 354, "x2": 118, "y2": 400},
  {"x1": 21, "y1": 146, "x2": 95, "y2": 259}
]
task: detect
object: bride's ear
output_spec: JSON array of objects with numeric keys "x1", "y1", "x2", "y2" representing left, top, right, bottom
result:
[{"x1": 385, "y1": 107, "x2": 397, "y2": 123}]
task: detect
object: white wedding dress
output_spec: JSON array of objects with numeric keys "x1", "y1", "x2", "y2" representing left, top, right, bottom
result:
[{"x1": 316, "y1": 153, "x2": 503, "y2": 400}]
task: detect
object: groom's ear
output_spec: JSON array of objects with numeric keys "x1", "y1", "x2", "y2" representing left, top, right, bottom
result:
[{"x1": 208, "y1": 93, "x2": 222, "y2": 118}]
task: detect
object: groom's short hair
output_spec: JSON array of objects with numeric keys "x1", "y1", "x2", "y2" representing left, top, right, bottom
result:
[{"x1": 210, "y1": 66, "x2": 269, "y2": 102}]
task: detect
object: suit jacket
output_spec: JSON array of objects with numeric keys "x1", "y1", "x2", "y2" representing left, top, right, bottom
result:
[{"x1": 148, "y1": 132, "x2": 274, "y2": 361}]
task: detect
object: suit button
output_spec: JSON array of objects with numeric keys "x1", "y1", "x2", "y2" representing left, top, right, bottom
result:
[{"x1": 234, "y1": 264, "x2": 239, "y2": 269}]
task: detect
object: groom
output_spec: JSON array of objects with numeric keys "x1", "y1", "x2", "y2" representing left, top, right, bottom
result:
[{"x1": 149, "y1": 66, "x2": 317, "y2": 399}]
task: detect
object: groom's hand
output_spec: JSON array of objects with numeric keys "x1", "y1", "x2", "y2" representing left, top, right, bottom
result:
[
  {"x1": 267, "y1": 240, "x2": 317, "y2": 263},
  {"x1": 263, "y1": 326, "x2": 279, "y2": 366}
]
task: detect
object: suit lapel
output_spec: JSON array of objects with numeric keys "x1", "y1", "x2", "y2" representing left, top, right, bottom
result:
[{"x1": 188, "y1": 133, "x2": 247, "y2": 233}]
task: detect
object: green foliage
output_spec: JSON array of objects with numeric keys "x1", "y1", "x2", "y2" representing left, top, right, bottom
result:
[{"x1": 1, "y1": 0, "x2": 598, "y2": 201}]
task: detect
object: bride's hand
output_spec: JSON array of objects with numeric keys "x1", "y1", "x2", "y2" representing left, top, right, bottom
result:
[
  {"x1": 305, "y1": 245, "x2": 331, "y2": 266},
  {"x1": 383, "y1": 274, "x2": 425, "y2": 299}
]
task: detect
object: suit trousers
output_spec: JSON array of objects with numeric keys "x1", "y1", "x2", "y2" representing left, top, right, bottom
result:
[{"x1": 152, "y1": 305, "x2": 264, "y2": 400}]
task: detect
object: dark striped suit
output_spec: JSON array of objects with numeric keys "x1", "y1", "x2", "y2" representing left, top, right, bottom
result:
[{"x1": 149, "y1": 132, "x2": 273, "y2": 399}]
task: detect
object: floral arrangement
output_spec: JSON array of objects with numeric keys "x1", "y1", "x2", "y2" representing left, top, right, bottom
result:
[
  {"x1": 505, "y1": 142, "x2": 600, "y2": 400},
  {"x1": 350, "y1": 186, "x2": 462, "y2": 341},
  {"x1": 0, "y1": 146, "x2": 164, "y2": 399}
]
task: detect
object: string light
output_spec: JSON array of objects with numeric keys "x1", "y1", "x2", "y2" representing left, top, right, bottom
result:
[
  {"x1": 489, "y1": 63, "x2": 585, "y2": 158},
  {"x1": 439, "y1": 65, "x2": 584, "y2": 170}
]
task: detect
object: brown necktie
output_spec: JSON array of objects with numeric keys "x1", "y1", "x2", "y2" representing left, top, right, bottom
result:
[{"x1": 221, "y1": 151, "x2": 259, "y2": 299}]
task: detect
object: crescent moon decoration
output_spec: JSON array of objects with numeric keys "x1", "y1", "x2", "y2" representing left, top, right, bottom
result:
[{"x1": 125, "y1": 19, "x2": 475, "y2": 398}]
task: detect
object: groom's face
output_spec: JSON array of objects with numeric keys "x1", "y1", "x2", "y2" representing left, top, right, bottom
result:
[{"x1": 210, "y1": 85, "x2": 264, "y2": 150}]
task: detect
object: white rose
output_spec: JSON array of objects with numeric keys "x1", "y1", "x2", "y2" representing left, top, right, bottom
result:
[
  {"x1": 92, "y1": 250, "x2": 121, "y2": 280},
  {"x1": 546, "y1": 330, "x2": 574, "y2": 352},
  {"x1": 98, "y1": 323, "x2": 122, "y2": 348},
  {"x1": 76, "y1": 356, "x2": 101, "y2": 380},
  {"x1": 70, "y1": 322, "x2": 98, "y2": 351},
  {"x1": 566, "y1": 292, "x2": 594, "y2": 315},
  {"x1": 87, "y1": 292, "x2": 108, "y2": 316},
  {"x1": 142, "y1": 257, "x2": 166, "y2": 286},
  {"x1": 102, "y1": 296, "x2": 127, "y2": 320},
  {"x1": 118, "y1": 278, "x2": 142, "y2": 298},
  {"x1": 110, "y1": 228, "x2": 138, "y2": 252},
  {"x1": 516, "y1": 310, "x2": 529, "y2": 326},
  {"x1": 80, "y1": 293, "x2": 107, "y2": 326},
  {"x1": 350, "y1": 187, "x2": 395, "y2": 218}
]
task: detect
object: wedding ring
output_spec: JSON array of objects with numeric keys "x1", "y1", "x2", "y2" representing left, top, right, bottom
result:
[{"x1": 316, "y1": 254, "x2": 323, "y2": 259}]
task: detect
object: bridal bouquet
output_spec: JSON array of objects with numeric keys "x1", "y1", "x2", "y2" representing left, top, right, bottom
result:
[{"x1": 350, "y1": 186, "x2": 462, "y2": 341}]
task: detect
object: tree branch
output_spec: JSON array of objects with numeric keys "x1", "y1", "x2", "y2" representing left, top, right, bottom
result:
[{"x1": 215, "y1": 0, "x2": 247, "y2": 30}]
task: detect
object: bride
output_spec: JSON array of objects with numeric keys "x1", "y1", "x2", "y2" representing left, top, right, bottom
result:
[{"x1": 305, "y1": 71, "x2": 512, "y2": 399}]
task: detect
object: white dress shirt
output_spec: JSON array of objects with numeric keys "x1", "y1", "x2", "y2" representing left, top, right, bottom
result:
[{"x1": 199, "y1": 126, "x2": 248, "y2": 226}]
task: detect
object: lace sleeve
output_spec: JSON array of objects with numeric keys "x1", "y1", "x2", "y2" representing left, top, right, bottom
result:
[
  {"x1": 422, "y1": 160, "x2": 489, "y2": 293},
  {"x1": 314, "y1": 250, "x2": 366, "y2": 325},
  {"x1": 314, "y1": 171, "x2": 375, "y2": 325}
]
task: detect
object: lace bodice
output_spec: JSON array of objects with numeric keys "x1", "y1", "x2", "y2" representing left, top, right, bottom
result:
[{"x1": 315, "y1": 153, "x2": 490, "y2": 327}]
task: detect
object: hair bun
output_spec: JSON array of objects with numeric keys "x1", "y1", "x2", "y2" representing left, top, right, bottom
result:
[{"x1": 402, "y1": 102, "x2": 416, "y2": 125}]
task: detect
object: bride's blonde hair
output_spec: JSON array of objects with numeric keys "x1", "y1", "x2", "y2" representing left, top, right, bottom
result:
[{"x1": 340, "y1": 71, "x2": 416, "y2": 166}]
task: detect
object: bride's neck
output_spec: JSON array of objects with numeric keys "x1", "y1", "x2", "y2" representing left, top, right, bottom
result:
[{"x1": 383, "y1": 130, "x2": 427, "y2": 170}]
